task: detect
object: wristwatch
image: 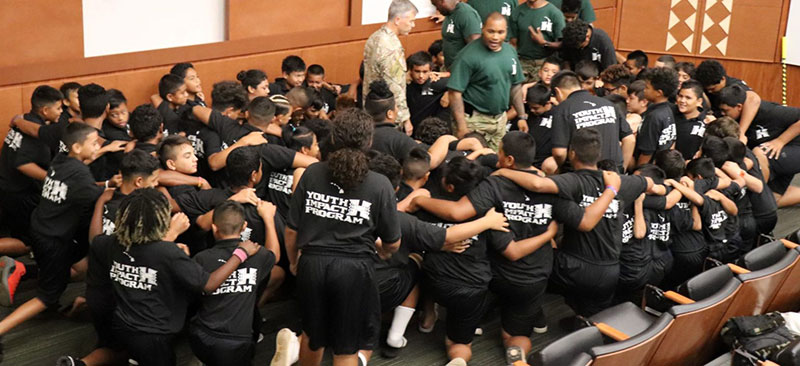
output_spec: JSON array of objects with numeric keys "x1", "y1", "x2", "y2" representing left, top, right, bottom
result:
[{"x1": 518, "y1": 114, "x2": 529, "y2": 121}]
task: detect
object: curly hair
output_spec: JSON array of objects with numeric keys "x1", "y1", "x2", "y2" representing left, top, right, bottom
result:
[
  {"x1": 641, "y1": 67, "x2": 679, "y2": 99},
  {"x1": 367, "y1": 150, "x2": 402, "y2": 189},
  {"x1": 328, "y1": 109, "x2": 374, "y2": 191},
  {"x1": 562, "y1": 19, "x2": 590, "y2": 49},
  {"x1": 415, "y1": 117, "x2": 450, "y2": 145},
  {"x1": 115, "y1": 188, "x2": 172, "y2": 250},
  {"x1": 129, "y1": 104, "x2": 164, "y2": 141},
  {"x1": 694, "y1": 60, "x2": 726, "y2": 88},
  {"x1": 600, "y1": 64, "x2": 633, "y2": 87},
  {"x1": 211, "y1": 81, "x2": 248, "y2": 111}
]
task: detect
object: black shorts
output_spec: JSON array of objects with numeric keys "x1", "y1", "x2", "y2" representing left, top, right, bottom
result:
[
  {"x1": 549, "y1": 252, "x2": 619, "y2": 317},
  {"x1": 113, "y1": 325, "x2": 176, "y2": 366},
  {"x1": 30, "y1": 232, "x2": 84, "y2": 307},
  {"x1": 86, "y1": 285, "x2": 120, "y2": 349},
  {"x1": 0, "y1": 189, "x2": 38, "y2": 242},
  {"x1": 376, "y1": 261, "x2": 419, "y2": 313},
  {"x1": 296, "y1": 252, "x2": 381, "y2": 355},
  {"x1": 755, "y1": 214, "x2": 778, "y2": 237},
  {"x1": 489, "y1": 277, "x2": 547, "y2": 337},
  {"x1": 738, "y1": 213, "x2": 758, "y2": 253},
  {"x1": 767, "y1": 145, "x2": 800, "y2": 194},
  {"x1": 428, "y1": 278, "x2": 490, "y2": 345},
  {"x1": 188, "y1": 324, "x2": 254, "y2": 366},
  {"x1": 664, "y1": 247, "x2": 708, "y2": 290}
]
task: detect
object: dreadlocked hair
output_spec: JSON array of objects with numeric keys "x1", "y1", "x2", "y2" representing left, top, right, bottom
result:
[
  {"x1": 328, "y1": 108, "x2": 373, "y2": 191},
  {"x1": 114, "y1": 188, "x2": 172, "y2": 251}
]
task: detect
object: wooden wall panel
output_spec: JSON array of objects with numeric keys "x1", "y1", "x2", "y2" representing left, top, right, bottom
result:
[
  {"x1": 228, "y1": 0, "x2": 350, "y2": 40},
  {"x1": 594, "y1": 7, "x2": 617, "y2": 36},
  {"x1": 723, "y1": 0, "x2": 783, "y2": 61},
  {"x1": 0, "y1": 0, "x2": 83, "y2": 69},
  {"x1": 0, "y1": 87, "x2": 23, "y2": 145},
  {"x1": 617, "y1": 0, "x2": 673, "y2": 54}
]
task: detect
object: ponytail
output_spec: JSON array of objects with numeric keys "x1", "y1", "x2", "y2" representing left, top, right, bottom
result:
[{"x1": 281, "y1": 124, "x2": 315, "y2": 152}]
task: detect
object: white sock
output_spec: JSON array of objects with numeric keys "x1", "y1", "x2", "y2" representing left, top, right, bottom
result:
[{"x1": 386, "y1": 305, "x2": 415, "y2": 348}]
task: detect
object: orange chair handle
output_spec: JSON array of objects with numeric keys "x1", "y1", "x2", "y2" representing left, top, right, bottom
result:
[
  {"x1": 782, "y1": 239, "x2": 799, "y2": 250},
  {"x1": 728, "y1": 263, "x2": 751, "y2": 275},
  {"x1": 665, "y1": 290, "x2": 695, "y2": 304},
  {"x1": 761, "y1": 361, "x2": 780, "y2": 366},
  {"x1": 594, "y1": 322, "x2": 629, "y2": 341}
]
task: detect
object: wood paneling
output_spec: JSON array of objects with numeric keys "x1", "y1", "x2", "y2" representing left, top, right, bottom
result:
[
  {"x1": 0, "y1": 0, "x2": 83, "y2": 69},
  {"x1": 228, "y1": 0, "x2": 350, "y2": 40}
]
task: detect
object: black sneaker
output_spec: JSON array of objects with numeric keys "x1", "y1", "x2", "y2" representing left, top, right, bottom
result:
[{"x1": 56, "y1": 356, "x2": 86, "y2": 366}]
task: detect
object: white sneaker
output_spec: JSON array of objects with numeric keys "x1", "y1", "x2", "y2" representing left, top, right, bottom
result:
[
  {"x1": 270, "y1": 328, "x2": 300, "y2": 366},
  {"x1": 445, "y1": 357, "x2": 467, "y2": 366}
]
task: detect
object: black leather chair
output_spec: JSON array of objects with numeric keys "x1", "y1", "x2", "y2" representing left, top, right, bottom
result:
[
  {"x1": 768, "y1": 239, "x2": 800, "y2": 312},
  {"x1": 724, "y1": 240, "x2": 799, "y2": 318},
  {"x1": 589, "y1": 311, "x2": 674, "y2": 366},
  {"x1": 530, "y1": 326, "x2": 602, "y2": 366}
]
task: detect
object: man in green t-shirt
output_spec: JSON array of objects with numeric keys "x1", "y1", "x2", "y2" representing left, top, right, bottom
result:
[
  {"x1": 448, "y1": 13, "x2": 526, "y2": 151},
  {"x1": 510, "y1": 0, "x2": 566, "y2": 83},
  {"x1": 467, "y1": 0, "x2": 516, "y2": 23},
  {"x1": 550, "y1": 0, "x2": 596, "y2": 23},
  {"x1": 432, "y1": 0, "x2": 483, "y2": 71}
]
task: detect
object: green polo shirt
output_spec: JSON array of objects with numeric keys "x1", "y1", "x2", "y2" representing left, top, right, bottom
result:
[
  {"x1": 448, "y1": 40, "x2": 525, "y2": 115},
  {"x1": 510, "y1": 2, "x2": 565, "y2": 60},
  {"x1": 548, "y1": 0, "x2": 597, "y2": 22},
  {"x1": 442, "y1": 2, "x2": 483, "y2": 69}
]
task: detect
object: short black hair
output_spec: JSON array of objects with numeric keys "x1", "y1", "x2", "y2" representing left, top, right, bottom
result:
[
  {"x1": 212, "y1": 201, "x2": 246, "y2": 237},
  {"x1": 569, "y1": 127, "x2": 602, "y2": 165},
  {"x1": 120, "y1": 149, "x2": 160, "y2": 182},
  {"x1": 211, "y1": 81, "x2": 248, "y2": 112},
  {"x1": 62, "y1": 122, "x2": 97, "y2": 150},
  {"x1": 78, "y1": 83, "x2": 109, "y2": 119},
  {"x1": 226, "y1": 146, "x2": 261, "y2": 187},
  {"x1": 367, "y1": 150, "x2": 402, "y2": 189},
  {"x1": 657, "y1": 55, "x2": 676, "y2": 69},
  {"x1": 543, "y1": 55, "x2": 562, "y2": 68},
  {"x1": 158, "y1": 74, "x2": 184, "y2": 100},
  {"x1": 551, "y1": 70, "x2": 582, "y2": 90},
  {"x1": 282, "y1": 55, "x2": 306, "y2": 74},
  {"x1": 59, "y1": 82, "x2": 81, "y2": 98},
  {"x1": 415, "y1": 117, "x2": 450, "y2": 145},
  {"x1": 628, "y1": 80, "x2": 646, "y2": 99},
  {"x1": 563, "y1": 19, "x2": 590, "y2": 49},
  {"x1": 282, "y1": 125, "x2": 315, "y2": 152},
  {"x1": 428, "y1": 39, "x2": 443, "y2": 56},
  {"x1": 561, "y1": 0, "x2": 582, "y2": 13},
  {"x1": 694, "y1": 60, "x2": 726, "y2": 88},
  {"x1": 129, "y1": 104, "x2": 163, "y2": 141},
  {"x1": 654, "y1": 149, "x2": 685, "y2": 179},
  {"x1": 107, "y1": 89, "x2": 127, "y2": 110},
  {"x1": 718, "y1": 84, "x2": 747, "y2": 107},
  {"x1": 248, "y1": 96, "x2": 276, "y2": 123},
  {"x1": 307, "y1": 64, "x2": 325, "y2": 76},
  {"x1": 641, "y1": 67, "x2": 679, "y2": 99},
  {"x1": 157, "y1": 134, "x2": 192, "y2": 169},
  {"x1": 443, "y1": 156, "x2": 483, "y2": 197},
  {"x1": 407, "y1": 51, "x2": 433, "y2": 69},
  {"x1": 635, "y1": 164, "x2": 666, "y2": 181},
  {"x1": 286, "y1": 87, "x2": 313, "y2": 109},
  {"x1": 170, "y1": 62, "x2": 195, "y2": 78},
  {"x1": 605, "y1": 94, "x2": 627, "y2": 118},
  {"x1": 626, "y1": 50, "x2": 649, "y2": 69},
  {"x1": 575, "y1": 60, "x2": 599, "y2": 81},
  {"x1": 679, "y1": 79, "x2": 704, "y2": 99},
  {"x1": 31, "y1": 85, "x2": 64, "y2": 110},
  {"x1": 236, "y1": 69, "x2": 268, "y2": 92},
  {"x1": 526, "y1": 84, "x2": 551, "y2": 106},
  {"x1": 675, "y1": 62, "x2": 696, "y2": 78},
  {"x1": 724, "y1": 136, "x2": 746, "y2": 164},
  {"x1": 597, "y1": 159, "x2": 618, "y2": 172},
  {"x1": 501, "y1": 131, "x2": 536, "y2": 168},
  {"x1": 365, "y1": 80, "x2": 395, "y2": 122},
  {"x1": 402, "y1": 146, "x2": 431, "y2": 180},
  {"x1": 301, "y1": 118, "x2": 332, "y2": 146},
  {"x1": 701, "y1": 135, "x2": 729, "y2": 167},
  {"x1": 687, "y1": 157, "x2": 715, "y2": 179}
]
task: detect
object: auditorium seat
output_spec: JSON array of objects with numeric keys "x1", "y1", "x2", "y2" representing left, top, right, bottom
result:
[
  {"x1": 767, "y1": 239, "x2": 800, "y2": 312},
  {"x1": 724, "y1": 240, "x2": 799, "y2": 317},
  {"x1": 529, "y1": 326, "x2": 602, "y2": 366},
  {"x1": 589, "y1": 310, "x2": 673, "y2": 366}
]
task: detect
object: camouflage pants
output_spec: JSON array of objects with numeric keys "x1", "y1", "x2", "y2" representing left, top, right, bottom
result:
[
  {"x1": 521, "y1": 58, "x2": 545, "y2": 84},
  {"x1": 465, "y1": 110, "x2": 508, "y2": 151}
]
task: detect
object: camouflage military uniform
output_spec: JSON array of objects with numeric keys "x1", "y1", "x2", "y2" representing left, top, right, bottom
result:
[{"x1": 363, "y1": 25, "x2": 410, "y2": 126}]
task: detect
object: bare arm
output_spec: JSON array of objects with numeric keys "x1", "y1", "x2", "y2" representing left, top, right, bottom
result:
[
  {"x1": 258, "y1": 201, "x2": 281, "y2": 262},
  {"x1": 691, "y1": 205, "x2": 702, "y2": 231},
  {"x1": 428, "y1": 135, "x2": 457, "y2": 170},
  {"x1": 444, "y1": 208, "x2": 509, "y2": 244},
  {"x1": 578, "y1": 187, "x2": 616, "y2": 232},
  {"x1": 633, "y1": 194, "x2": 647, "y2": 239},
  {"x1": 17, "y1": 163, "x2": 47, "y2": 182},
  {"x1": 552, "y1": 147, "x2": 568, "y2": 168},
  {"x1": 663, "y1": 188, "x2": 683, "y2": 210},
  {"x1": 11, "y1": 116, "x2": 42, "y2": 138},
  {"x1": 414, "y1": 195, "x2": 477, "y2": 222},
  {"x1": 191, "y1": 105, "x2": 213, "y2": 125},
  {"x1": 761, "y1": 118, "x2": 800, "y2": 160},
  {"x1": 510, "y1": 84, "x2": 526, "y2": 128},
  {"x1": 707, "y1": 189, "x2": 738, "y2": 216},
  {"x1": 158, "y1": 169, "x2": 210, "y2": 189},
  {"x1": 292, "y1": 152, "x2": 318, "y2": 168},
  {"x1": 285, "y1": 227, "x2": 299, "y2": 274},
  {"x1": 666, "y1": 178, "x2": 705, "y2": 206},
  {"x1": 449, "y1": 90, "x2": 468, "y2": 138},
  {"x1": 89, "y1": 189, "x2": 115, "y2": 243},
  {"x1": 291, "y1": 167, "x2": 306, "y2": 193},
  {"x1": 492, "y1": 168, "x2": 559, "y2": 194},
  {"x1": 621, "y1": 135, "x2": 636, "y2": 172},
  {"x1": 738, "y1": 90, "x2": 762, "y2": 142},
  {"x1": 502, "y1": 221, "x2": 558, "y2": 261},
  {"x1": 203, "y1": 241, "x2": 261, "y2": 293}
]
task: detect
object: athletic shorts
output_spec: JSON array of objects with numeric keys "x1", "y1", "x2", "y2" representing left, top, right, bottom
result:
[
  {"x1": 664, "y1": 247, "x2": 708, "y2": 290},
  {"x1": 30, "y1": 232, "x2": 85, "y2": 307},
  {"x1": 0, "y1": 189, "x2": 38, "y2": 242},
  {"x1": 113, "y1": 325, "x2": 177, "y2": 366},
  {"x1": 755, "y1": 214, "x2": 778, "y2": 238},
  {"x1": 489, "y1": 277, "x2": 547, "y2": 337},
  {"x1": 738, "y1": 213, "x2": 758, "y2": 253},
  {"x1": 427, "y1": 277, "x2": 490, "y2": 345},
  {"x1": 767, "y1": 145, "x2": 800, "y2": 194},
  {"x1": 376, "y1": 261, "x2": 419, "y2": 313},
  {"x1": 86, "y1": 285, "x2": 120, "y2": 349},
  {"x1": 188, "y1": 324, "x2": 254, "y2": 366},
  {"x1": 296, "y1": 252, "x2": 381, "y2": 355},
  {"x1": 549, "y1": 251, "x2": 619, "y2": 317}
]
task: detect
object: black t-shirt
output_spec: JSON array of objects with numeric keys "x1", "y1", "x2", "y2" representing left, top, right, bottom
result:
[
  {"x1": 699, "y1": 194, "x2": 730, "y2": 246},
  {"x1": 674, "y1": 111, "x2": 708, "y2": 160},
  {"x1": 254, "y1": 144, "x2": 298, "y2": 219},
  {"x1": 168, "y1": 185, "x2": 199, "y2": 200},
  {"x1": 192, "y1": 239, "x2": 274, "y2": 339},
  {"x1": 744, "y1": 149, "x2": 777, "y2": 219},
  {"x1": 467, "y1": 172, "x2": 567, "y2": 285},
  {"x1": 396, "y1": 182, "x2": 414, "y2": 202},
  {"x1": 529, "y1": 109, "x2": 555, "y2": 167},
  {"x1": 101, "y1": 190, "x2": 128, "y2": 236},
  {"x1": 207, "y1": 110, "x2": 260, "y2": 151},
  {"x1": 30, "y1": 154, "x2": 103, "y2": 241},
  {"x1": 746, "y1": 101, "x2": 800, "y2": 148},
  {"x1": 156, "y1": 101, "x2": 182, "y2": 137},
  {"x1": 101, "y1": 122, "x2": 133, "y2": 180},
  {"x1": 268, "y1": 79, "x2": 291, "y2": 96},
  {"x1": 134, "y1": 142, "x2": 158, "y2": 155},
  {"x1": 669, "y1": 199, "x2": 705, "y2": 253},
  {"x1": 375, "y1": 212, "x2": 446, "y2": 273},
  {"x1": 37, "y1": 119, "x2": 70, "y2": 158},
  {"x1": 0, "y1": 113, "x2": 51, "y2": 194},
  {"x1": 87, "y1": 234, "x2": 115, "y2": 289},
  {"x1": 287, "y1": 162, "x2": 400, "y2": 256},
  {"x1": 560, "y1": 27, "x2": 617, "y2": 71},
  {"x1": 407, "y1": 78, "x2": 449, "y2": 129},
  {"x1": 96, "y1": 238, "x2": 210, "y2": 334},
  {"x1": 635, "y1": 102, "x2": 677, "y2": 159},
  {"x1": 372, "y1": 123, "x2": 424, "y2": 163},
  {"x1": 708, "y1": 77, "x2": 749, "y2": 117},
  {"x1": 312, "y1": 87, "x2": 338, "y2": 114},
  {"x1": 176, "y1": 188, "x2": 271, "y2": 247},
  {"x1": 548, "y1": 169, "x2": 647, "y2": 264},
  {"x1": 181, "y1": 118, "x2": 219, "y2": 185},
  {"x1": 551, "y1": 90, "x2": 631, "y2": 167}
]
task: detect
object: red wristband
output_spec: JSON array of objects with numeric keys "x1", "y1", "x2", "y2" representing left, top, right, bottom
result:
[{"x1": 232, "y1": 248, "x2": 248, "y2": 262}]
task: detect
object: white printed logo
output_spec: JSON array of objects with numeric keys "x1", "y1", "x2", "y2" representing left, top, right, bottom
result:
[
  {"x1": 690, "y1": 123, "x2": 706, "y2": 137},
  {"x1": 648, "y1": 220, "x2": 671, "y2": 242},
  {"x1": 41, "y1": 173, "x2": 68, "y2": 204},
  {"x1": 755, "y1": 125, "x2": 770, "y2": 140},
  {"x1": 102, "y1": 205, "x2": 115, "y2": 235},
  {"x1": 446, "y1": 21, "x2": 455, "y2": 34},
  {"x1": 304, "y1": 191, "x2": 372, "y2": 224},
  {"x1": 501, "y1": 2, "x2": 512, "y2": 16},
  {"x1": 221, "y1": 141, "x2": 229, "y2": 151},
  {"x1": 240, "y1": 227, "x2": 253, "y2": 242},
  {"x1": 502, "y1": 201, "x2": 552, "y2": 225},
  {"x1": 658, "y1": 123, "x2": 677, "y2": 147},
  {"x1": 59, "y1": 141, "x2": 68, "y2": 153},
  {"x1": 541, "y1": 16, "x2": 553, "y2": 32},
  {"x1": 421, "y1": 86, "x2": 435, "y2": 96},
  {"x1": 511, "y1": 58, "x2": 518, "y2": 76},
  {"x1": 211, "y1": 268, "x2": 258, "y2": 295},
  {"x1": 573, "y1": 106, "x2": 617, "y2": 129},
  {"x1": 592, "y1": 50, "x2": 601, "y2": 62},
  {"x1": 4, "y1": 129, "x2": 23, "y2": 151},
  {"x1": 187, "y1": 135, "x2": 205, "y2": 158},
  {"x1": 621, "y1": 214, "x2": 633, "y2": 244},
  {"x1": 268, "y1": 172, "x2": 294, "y2": 195},
  {"x1": 540, "y1": 116, "x2": 553, "y2": 129},
  {"x1": 580, "y1": 194, "x2": 619, "y2": 219},
  {"x1": 709, "y1": 210, "x2": 728, "y2": 230},
  {"x1": 110, "y1": 261, "x2": 158, "y2": 291}
]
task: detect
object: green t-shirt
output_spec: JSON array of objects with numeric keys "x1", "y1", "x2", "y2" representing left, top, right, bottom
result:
[
  {"x1": 548, "y1": 0, "x2": 597, "y2": 22},
  {"x1": 447, "y1": 40, "x2": 525, "y2": 115},
  {"x1": 510, "y1": 2, "x2": 565, "y2": 60},
  {"x1": 442, "y1": 2, "x2": 483, "y2": 69},
  {"x1": 467, "y1": 0, "x2": 517, "y2": 22}
]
